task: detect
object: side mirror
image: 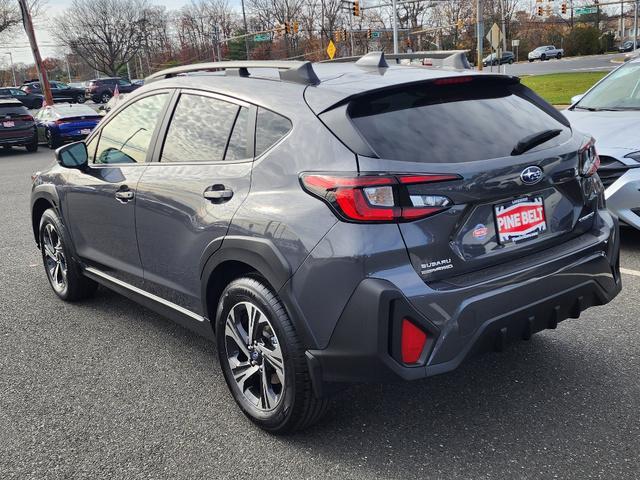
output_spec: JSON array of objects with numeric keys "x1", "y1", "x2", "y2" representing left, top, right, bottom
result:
[
  {"x1": 56, "y1": 141, "x2": 88, "y2": 169},
  {"x1": 571, "y1": 93, "x2": 584, "y2": 104}
]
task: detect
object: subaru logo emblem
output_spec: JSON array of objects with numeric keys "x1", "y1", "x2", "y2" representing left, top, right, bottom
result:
[{"x1": 520, "y1": 166, "x2": 543, "y2": 185}]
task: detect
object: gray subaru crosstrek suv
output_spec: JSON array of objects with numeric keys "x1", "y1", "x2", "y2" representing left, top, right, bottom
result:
[{"x1": 31, "y1": 53, "x2": 621, "y2": 433}]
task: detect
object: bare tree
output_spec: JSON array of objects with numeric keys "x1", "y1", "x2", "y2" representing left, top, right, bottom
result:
[
  {"x1": 53, "y1": 0, "x2": 153, "y2": 76},
  {"x1": 0, "y1": 0, "x2": 44, "y2": 39}
]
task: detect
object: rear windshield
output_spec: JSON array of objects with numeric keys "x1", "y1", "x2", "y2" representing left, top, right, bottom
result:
[
  {"x1": 55, "y1": 105, "x2": 99, "y2": 118},
  {"x1": 0, "y1": 105, "x2": 29, "y2": 116},
  {"x1": 348, "y1": 78, "x2": 570, "y2": 163}
]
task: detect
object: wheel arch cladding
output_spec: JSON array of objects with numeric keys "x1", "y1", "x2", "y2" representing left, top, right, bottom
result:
[
  {"x1": 31, "y1": 193, "x2": 58, "y2": 246},
  {"x1": 201, "y1": 236, "x2": 292, "y2": 323}
]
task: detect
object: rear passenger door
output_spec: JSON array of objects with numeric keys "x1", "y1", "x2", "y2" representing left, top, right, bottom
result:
[{"x1": 135, "y1": 90, "x2": 255, "y2": 315}]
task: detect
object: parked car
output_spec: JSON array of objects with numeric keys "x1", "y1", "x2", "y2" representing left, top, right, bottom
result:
[
  {"x1": 85, "y1": 77, "x2": 140, "y2": 103},
  {"x1": 483, "y1": 51, "x2": 515, "y2": 66},
  {"x1": 0, "y1": 99, "x2": 38, "y2": 151},
  {"x1": 618, "y1": 40, "x2": 638, "y2": 52},
  {"x1": 30, "y1": 53, "x2": 621, "y2": 433},
  {"x1": 528, "y1": 45, "x2": 564, "y2": 62},
  {"x1": 563, "y1": 56, "x2": 640, "y2": 230},
  {"x1": 0, "y1": 86, "x2": 43, "y2": 109},
  {"x1": 34, "y1": 103, "x2": 102, "y2": 149},
  {"x1": 21, "y1": 81, "x2": 86, "y2": 104}
]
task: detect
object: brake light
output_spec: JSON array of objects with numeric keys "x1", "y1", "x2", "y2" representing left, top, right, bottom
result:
[
  {"x1": 55, "y1": 119, "x2": 73, "y2": 125},
  {"x1": 23, "y1": 86, "x2": 32, "y2": 94},
  {"x1": 579, "y1": 137, "x2": 600, "y2": 177},
  {"x1": 401, "y1": 318, "x2": 427, "y2": 364},
  {"x1": 16, "y1": 115, "x2": 34, "y2": 121},
  {"x1": 433, "y1": 76, "x2": 473, "y2": 86},
  {"x1": 300, "y1": 173, "x2": 459, "y2": 223}
]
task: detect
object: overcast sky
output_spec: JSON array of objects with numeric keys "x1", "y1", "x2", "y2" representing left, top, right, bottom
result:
[{"x1": 5, "y1": 0, "x2": 206, "y2": 64}]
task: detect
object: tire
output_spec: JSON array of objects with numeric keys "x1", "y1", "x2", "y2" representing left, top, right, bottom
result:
[
  {"x1": 508, "y1": 58, "x2": 514, "y2": 64},
  {"x1": 216, "y1": 277, "x2": 329, "y2": 433},
  {"x1": 100, "y1": 91, "x2": 112, "y2": 104},
  {"x1": 45, "y1": 129, "x2": 59, "y2": 149},
  {"x1": 39, "y1": 208, "x2": 98, "y2": 301},
  {"x1": 25, "y1": 138, "x2": 38, "y2": 152},
  {"x1": 529, "y1": 59, "x2": 534, "y2": 62},
  {"x1": 541, "y1": 54, "x2": 547, "y2": 61},
  {"x1": 76, "y1": 94, "x2": 86, "y2": 104},
  {"x1": 556, "y1": 53, "x2": 562, "y2": 59}
]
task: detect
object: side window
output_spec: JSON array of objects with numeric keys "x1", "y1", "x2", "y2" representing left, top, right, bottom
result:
[
  {"x1": 255, "y1": 108, "x2": 292, "y2": 156},
  {"x1": 10, "y1": 89, "x2": 25, "y2": 96},
  {"x1": 160, "y1": 93, "x2": 239, "y2": 163},
  {"x1": 85, "y1": 134, "x2": 99, "y2": 163},
  {"x1": 94, "y1": 93, "x2": 168, "y2": 165},
  {"x1": 118, "y1": 79, "x2": 130, "y2": 86},
  {"x1": 225, "y1": 107, "x2": 249, "y2": 161}
]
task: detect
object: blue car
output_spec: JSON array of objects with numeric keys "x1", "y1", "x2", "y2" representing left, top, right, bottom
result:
[{"x1": 35, "y1": 104, "x2": 102, "y2": 149}]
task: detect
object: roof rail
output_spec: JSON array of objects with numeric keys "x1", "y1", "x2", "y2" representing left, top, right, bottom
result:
[
  {"x1": 145, "y1": 60, "x2": 320, "y2": 86},
  {"x1": 324, "y1": 50, "x2": 471, "y2": 70}
]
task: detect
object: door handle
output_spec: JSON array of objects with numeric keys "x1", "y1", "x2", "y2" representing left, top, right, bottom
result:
[
  {"x1": 115, "y1": 190, "x2": 134, "y2": 202},
  {"x1": 203, "y1": 185, "x2": 233, "y2": 202}
]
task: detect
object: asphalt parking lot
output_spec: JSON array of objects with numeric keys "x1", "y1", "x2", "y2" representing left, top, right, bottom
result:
[{"x1": 1, "y1": 148, "x2": 639, "y2": 480}]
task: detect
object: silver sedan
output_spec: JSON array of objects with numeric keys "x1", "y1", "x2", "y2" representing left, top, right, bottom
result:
[{"x1": 563, "y1": 58, "x2": 640, "y2": 230}]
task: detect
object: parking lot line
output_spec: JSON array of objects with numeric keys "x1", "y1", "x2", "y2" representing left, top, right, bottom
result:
[{"x1": 621, "y1": 267, "x2": 640, "y2": 278}]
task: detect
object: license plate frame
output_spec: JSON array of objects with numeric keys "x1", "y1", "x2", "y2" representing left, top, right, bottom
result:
[
  {"x1": 494, "y1": 196, "x2": 547, "y2": 245},
  {"x1": 80, "y1": 128, "x2": 91, "y2": 135},
  {"x1": 2, "y1": 121, "x2": 15, "y2": 128}
]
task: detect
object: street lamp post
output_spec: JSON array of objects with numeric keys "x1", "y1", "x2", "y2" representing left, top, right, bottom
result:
[{"x1": 5, "y1": 52, "x2": 16, "y2": 86}]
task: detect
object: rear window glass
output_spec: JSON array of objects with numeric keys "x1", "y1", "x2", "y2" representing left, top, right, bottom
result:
[
  {"x1": 255, "y1": 108, "x2": 292, "y2": 156},
  {"x1": 0, "y1": 105, "x2": 29, "y2": 115},
  {"x1": 55, "y1": 105, "x2": 100, "y2": 118},
  {"x1": 348, "y1": 79, "x2": 570, "y2": 163}
]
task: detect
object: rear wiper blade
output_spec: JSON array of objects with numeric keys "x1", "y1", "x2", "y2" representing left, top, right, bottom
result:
[{"x1": 511, "y1": 129, "x2": 562, "y2": 156}]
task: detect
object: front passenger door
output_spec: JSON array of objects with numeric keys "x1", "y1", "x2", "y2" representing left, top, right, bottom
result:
[{"x1": 63, "y1": 92, "x2": 171, "y2": 286}]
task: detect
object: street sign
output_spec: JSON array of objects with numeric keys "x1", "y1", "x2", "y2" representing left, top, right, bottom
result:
[
  {"x1": 326, "y1": 40, "x2": 337, "y2": 59},
  {"x1": 486, "y1": 23, "x2": 502, "y2": 50},
  {"x1": 511, "y1": 39, "x2": 520, "y2": 47},
  {"x1": 575, "y1": 6, "x2": 597, "y2": 14},
  {"x1": 254, "y1": 33, "x2": 271, "y2": 42},
  {"x1": 371, "y1": 31, "x2": 381, "y2": 39}
]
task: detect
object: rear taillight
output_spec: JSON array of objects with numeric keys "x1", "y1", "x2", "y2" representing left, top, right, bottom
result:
[
  {"x1": 401, "y1": 318, "x2": 427, "y2": 364},
  {"x1": 55, "y1": 119, "x2": 73, "y2": 125},
  {"x1": 17, "y1": 115, "x2": 34, "y2": 122},
  {"x1": 579, "y1": 137, "x2": 600, "y2": 177},
  {"x1": 300, "y1": 173, "x2": 459, "y2": 223}
]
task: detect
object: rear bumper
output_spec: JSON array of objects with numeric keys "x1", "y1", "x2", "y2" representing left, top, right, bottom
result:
[
  {"x1": 306, "y1": 213, "x2": 621, "y2": 394},
  {"x1": 0, "y1": 131, "x2": 36, "y2": 146}
]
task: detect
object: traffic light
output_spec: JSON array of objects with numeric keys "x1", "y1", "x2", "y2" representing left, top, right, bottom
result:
[
  {"x1": 561, "y1": 2, "x2": 567, "y2": 14},
  {"x1": 352, "y1": 0, "x2": 360, "y2": 16},
  {"x1": 284, "y1": 21, "x2": 290, "y2": 34},
  {"x1": 367, "y1": 28, "x2": 372, "y2": 39},
  {"x1": 537, "y1": 5, "x2": 543, "y2": 15},
  {"x1": 334, "y1": 30, "x2": 340, "y2": 42},
  {"x1": 293, "y1": 20, "x2": 299, "y2": 34},
  {"x1": 275, "y1": 24, "x2": 285, "y2": 36}
]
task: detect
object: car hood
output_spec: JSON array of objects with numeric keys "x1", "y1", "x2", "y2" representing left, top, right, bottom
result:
[{"x1": 562, "y1": 109, "x2": 640, "y2": 152}]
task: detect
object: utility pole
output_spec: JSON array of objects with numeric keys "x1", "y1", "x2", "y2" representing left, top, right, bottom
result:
[
  {"x1": 240, "y1": 0, "x2": 250, "y2": 59},
  {"x1": 476, "y1": 0, "x2": 483, "y2": 70},
  {"x1": 65, "y1": 55, "x2": 71, "y2": 83},
  {"x1": 126, "y1": 61, "x2": 131, "y2": 80},
  {"x1": 633, "y1": 0, "x2": 638, "y2": 52},
  {"x1": 392, "y1": 0, "x2": 399, "y2": 53},
  {"x1": 5, "y1": 52, "x2": 16, "y2": 86},
  {"x1": 17, "y1": 0, "x2": 53, "y2": 105}
]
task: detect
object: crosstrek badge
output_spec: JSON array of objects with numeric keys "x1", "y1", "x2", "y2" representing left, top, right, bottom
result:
[{"x1": 494, "y1": 197, "x2": 547, "y2": 244}]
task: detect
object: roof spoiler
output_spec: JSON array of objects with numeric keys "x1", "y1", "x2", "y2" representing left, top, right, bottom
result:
[
  {"x1": 145, "y1": 60, "x2": 320, "y2": 86},
  {"x1": 325, "y1": 50, "x2": 472, "y2": 70}
]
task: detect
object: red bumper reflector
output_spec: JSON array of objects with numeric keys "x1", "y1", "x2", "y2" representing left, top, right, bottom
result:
[{"x1": 401, "y1": 318, "x2": 427, "y2": 364}]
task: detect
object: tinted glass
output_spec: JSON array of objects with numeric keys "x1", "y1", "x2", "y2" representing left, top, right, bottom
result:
[
  {"x1": 0, "y1": 105, "x2": 29, "y2": 115},
  {"x1": 225, "y1": 107, "x2": 249, "y2": 160},
  {"x1": 10, "y1": 89, "x2": 25, "y2": 96},
  {"x1": 161, "y1": 93, "x2": 239, "y2": 163},
  {"x1": 95, "y1": 93, "x2": 167, "y2": 164},
  {"x1": 255, "y1": 108, "x2": 292, "y2": 156},
  {"x1": 348, "y1": 80, "x2": 569, "y2": 163}
]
